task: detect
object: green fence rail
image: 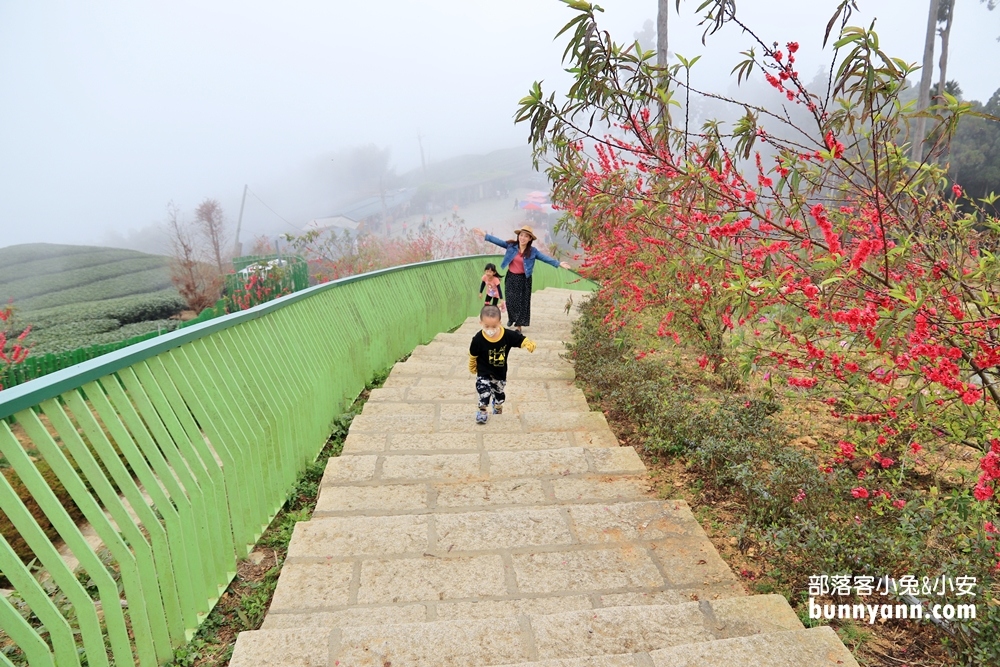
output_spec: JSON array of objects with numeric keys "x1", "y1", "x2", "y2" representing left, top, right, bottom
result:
[{"x1": 0, "y1": 255, "x2": 596, "y2": 666}]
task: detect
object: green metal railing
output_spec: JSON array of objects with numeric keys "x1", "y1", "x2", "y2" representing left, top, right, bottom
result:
[{"x1": 0, "y1": 256, "x2": 596, "y2": 666}]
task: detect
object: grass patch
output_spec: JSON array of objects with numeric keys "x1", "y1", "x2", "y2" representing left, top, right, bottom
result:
[{"x1": 162, "y1": 364, "x2": 392, "y2": 667}]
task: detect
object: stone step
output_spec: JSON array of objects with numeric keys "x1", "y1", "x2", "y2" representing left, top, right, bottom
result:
[
  {"x1": 320, "y1": 446, "x2": 645, "y2": 486},
  {"x1": 259, "y1": 578, "x2": 746, "y2": 631},
  {"x1": 341, "y1": 426, "x2": 617, "y2": 456},
  {"x1": 406, "y1": 358, "x2": 572, "y2": 369},
  {"x1": 355, "y1": 406, "x2": 600, "y2": 431},
  {"x1": 387, "y1": 359, "x2": 576, "y2": 380},
  {"x1": 313, "y1": 474, "x2": 653, "y2": 517},
  {"x1": 454, "y1": 315, "x2": 577, "y2": 325},
  {"x1": 491, "y1": 627, "x2": 858, "y2": 666},
  {"x1": 646, "y1": 626, "x2": 860, "y2": 666},
  {"x1": 373, "y1": 378, "x2": 586, "y2": 402},
  {"x1": 366, "y1": 387, "x2": 556, "y2": 403},
  {"x1": 410, "y1": 342, "x2": 570, "y2": 352},
  {"x1": 270, "y1": 500, "x2": 741, "y2": 623},
  {"x1": 345, "y1": 410, "x2": 613, "y2": 437},
  {"x1": 436, "y1": 317, "x2": 574, "y2": 325},
  {"x1": 432, "y1": 332, "x2": 573, "y2": 347},
  {"x1": 230, "y1": 595, "x2": 801, "y2": 667},
  {"x1": 409, "y1": 346, "x2": 570, "y2": 360},
  {"x1": 359, "y1": 399, "x2": 591, "y2": 419},
  {"x1": 292, "y1": 499, "x2": 711, "y2": 558}
]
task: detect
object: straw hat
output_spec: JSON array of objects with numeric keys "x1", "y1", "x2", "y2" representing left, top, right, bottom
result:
[{"x1": 514, "y1": 225, "x2": 538, "y2": 241}]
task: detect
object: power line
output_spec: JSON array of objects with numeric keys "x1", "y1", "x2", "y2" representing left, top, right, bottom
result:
[{"x1": 244, "y1": 187, "x2": 306, "y2": 232}]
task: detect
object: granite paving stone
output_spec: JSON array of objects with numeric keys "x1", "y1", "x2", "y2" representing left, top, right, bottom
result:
[
  {"x1": 321, "y1": 454, "x2": 378, "y2": 483},
  {"x1": 379, "y1": 452, "x2": 483, "y2": 481},
  {"x1": 287, "y1": 514, "x2": 429, "y2": 559},
  {"x1": 313, "y1": 483, "x2": 428, "y2": 515},
  {"x1": 261, "y1": 604, "x2": 428, "y2": 630},
  {"x1": 335, "y1": 617, "x2": 530, "y2": 667},
  {"x1": 267, "y1": 561, "x2": 356, "y2": 611},
  {"x1": 434, "y1": 507, "x2": 573, "y2": 551},
  {"x1": 434, "y1": 478, "x2": 549, "y2": 508},
  {"x1": 356, "y1": 554, "x2": 508, "y2": 604},
  {"x1": 387, "y1": 432, "x2": 479, "y2": 451},
  {"x1": 488, "y1": 448, "x2": 590, "y2": 477},
  {"x1": 511, "y1": 546, "x2": 665, "y2": 593}
]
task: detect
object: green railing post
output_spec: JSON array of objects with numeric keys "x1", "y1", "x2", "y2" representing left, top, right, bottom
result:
[{"x1": 0, "y1": 533, "x2": 70, "y2": 666}]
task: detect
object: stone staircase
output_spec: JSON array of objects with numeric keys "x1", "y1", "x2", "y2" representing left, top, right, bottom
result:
[{"x1": 230, "y1": 288, "x2": 858, "y2": 667}]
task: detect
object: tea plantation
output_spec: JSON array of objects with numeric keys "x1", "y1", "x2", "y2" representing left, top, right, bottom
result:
[{"x1": 0, "y1": 243, "x2": 185, "y2": 354}]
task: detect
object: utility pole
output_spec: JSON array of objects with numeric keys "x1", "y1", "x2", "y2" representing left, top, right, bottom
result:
[
  {"x1": 233, "y1": 184, "x2": 248, "y2": 257},
  {"x1": 417, "y1": 131, "x2": 427, "y2": 174},
  {"x1": 656, "y1": 0, "x2": 669, "y2": 120},
  {"x1": 656, "y1": 0, "x2": 668, "y2": 68},
  {"x1": 937, "y1": 0, "x2": 955, "y2": 98},
  {"x1": 913, "y1": 0, "x2": 941, "y2": 163}
]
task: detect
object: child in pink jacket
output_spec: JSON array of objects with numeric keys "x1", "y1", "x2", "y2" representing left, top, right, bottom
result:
[{"x1": 480, "y1": 263, "x2": 503, "y2": 307}]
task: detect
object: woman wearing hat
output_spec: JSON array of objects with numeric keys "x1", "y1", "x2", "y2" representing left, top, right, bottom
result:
[{"x1": 473, "y1": 225, "x2": 570, "y2": 331}]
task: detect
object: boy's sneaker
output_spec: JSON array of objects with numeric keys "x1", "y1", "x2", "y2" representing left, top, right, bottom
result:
[
  {"x1": 475, "y1": 409, "x2": 488, "y2": 424},
  {"x1": 492, "y1": 405, "x2": 503, "y2": 415}
]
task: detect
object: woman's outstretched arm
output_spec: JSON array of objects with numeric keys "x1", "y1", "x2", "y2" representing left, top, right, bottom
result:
[
  {"x1": 533, "y1": 248, "x2": 572, "y2": 269},
  {"x1": 472, "y1": 228, "x2": 508, "y2": 249}
]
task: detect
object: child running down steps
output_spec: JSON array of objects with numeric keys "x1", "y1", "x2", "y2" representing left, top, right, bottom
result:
[{"x1": 468, "y1": 303, "x2": 536, "y2": 423}]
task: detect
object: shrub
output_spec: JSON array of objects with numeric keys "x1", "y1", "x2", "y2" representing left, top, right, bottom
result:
[{"x1": 571, "y1": 294, "x2": 1000, "y2": 660}]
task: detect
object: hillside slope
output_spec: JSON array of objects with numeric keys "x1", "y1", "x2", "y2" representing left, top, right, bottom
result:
[{"x1": 0, "y1": 243, "x2": 185, "y2": 354}]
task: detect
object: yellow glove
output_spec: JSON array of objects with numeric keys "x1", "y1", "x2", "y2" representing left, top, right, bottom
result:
[
  {"x1": 468, "y1": 355, "x2": 478, "y2": 374},
  {"x1": 522, "y1": 338, "x2": 536, "y2": 353}
]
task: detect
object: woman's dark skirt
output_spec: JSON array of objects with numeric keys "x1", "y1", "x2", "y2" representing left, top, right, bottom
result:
[{"x1": 504, "y1": 272, "x2": 532, "y2": 327}]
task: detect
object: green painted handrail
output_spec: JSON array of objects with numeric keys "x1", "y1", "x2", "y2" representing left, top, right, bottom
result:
[{"x1": 0, "y1": 254, "x2": 596, "y2": 666}]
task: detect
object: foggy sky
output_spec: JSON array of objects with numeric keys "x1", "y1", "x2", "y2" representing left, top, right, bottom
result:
[{"x1": 1, "y1": 1, "x2": 998, "y2": 250}]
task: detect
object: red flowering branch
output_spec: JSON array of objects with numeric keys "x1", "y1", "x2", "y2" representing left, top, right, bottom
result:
[
  {"x1": 0, "y1": 300, "x2": 33, "y2": 391},
  {"x1": 518, "y1": 1, "x2": 1000, "y2": 519}
]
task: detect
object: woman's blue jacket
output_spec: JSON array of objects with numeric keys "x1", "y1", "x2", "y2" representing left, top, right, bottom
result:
[{"x1": 485, "y1": 234, "x2": 560, "y2": 278}]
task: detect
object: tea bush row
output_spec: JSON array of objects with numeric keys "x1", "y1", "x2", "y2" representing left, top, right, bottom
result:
[
  {"x1": 0, "y1": 243, "x2": 102, "y2": 272},
  {"x1": 16, "y1": 267, "x2": 173, "y2": 312},
  {"x1": 1, "y1": 256, "x2": 168, "y2": 301},
  {"x1": 28, "y1": 319, "x2": 180, "y2": 355}
]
